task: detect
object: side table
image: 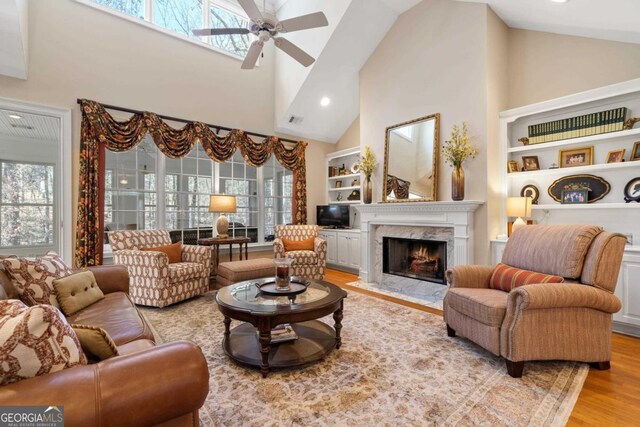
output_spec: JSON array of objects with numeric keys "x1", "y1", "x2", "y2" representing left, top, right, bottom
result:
[{"x1": 197, "y1": 237, "x2": 252, "y2": 271}]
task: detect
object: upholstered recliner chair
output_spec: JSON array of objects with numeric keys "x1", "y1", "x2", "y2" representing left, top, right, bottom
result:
[
  {"x1": 273, "y1": 225, "x2": 326, "y2": 280},
  {"x1": 444, "y1": 224, "x2": 626, "y2": 378},
  {"x1": 108, "y1": 230, "x2": 211, "y2": 308}
]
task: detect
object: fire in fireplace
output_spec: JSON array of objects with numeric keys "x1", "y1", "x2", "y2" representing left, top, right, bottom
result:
[{"x1": 382, "y1": 237, "x2": 447, "y2": 284}]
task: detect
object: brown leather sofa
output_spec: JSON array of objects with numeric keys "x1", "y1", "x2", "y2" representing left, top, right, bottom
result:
[{"x1": 0, "y1": 264, "x2": 210, "y2": 427}]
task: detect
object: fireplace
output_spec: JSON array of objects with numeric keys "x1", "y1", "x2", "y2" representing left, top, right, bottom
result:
[{"x1": 383, "y1": 237, "x2": 447, "y2": 284}]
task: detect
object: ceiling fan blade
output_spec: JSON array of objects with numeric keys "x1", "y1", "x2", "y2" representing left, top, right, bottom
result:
[
  {"x1": 237, "y1": 0, "x2": 264, "y2": 23},
  {"x1": 193, "y1": 28, "x2": 250, "y2": 36},
  {"x1": 241, "y1": 41, "x2": 264, "y2": 69},
  {"x1": 278, "y1": 12, "x2": 328, "y2": 33},
  {"x1": 273, "y1": 37, "x2": 315, "y2": 67}
]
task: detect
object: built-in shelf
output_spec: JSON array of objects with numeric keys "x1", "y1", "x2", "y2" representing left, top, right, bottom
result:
[
  {"x1": 532, "y1": 203, "x2": 640, "y2": 210},
  {"x1": 328, "y1": 173, "x2": 359, "y2": 180},
  {"x1": 328, "y1": 186, "x2": 360, "y2": 192},
  {"x1": 508, "y1": 128, "x2": 640, "y2": 153},
  {"x1": 507, "y1": 159, "x2": 640, "y2": 178}
]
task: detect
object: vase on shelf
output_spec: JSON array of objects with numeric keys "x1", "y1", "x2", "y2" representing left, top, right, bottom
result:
[
  {"x1": 451, "y1": 164, "x2": 465, "y2": 201},
  {"x1": 363, "y1": 177, "x2": 373, "y2": 204}
]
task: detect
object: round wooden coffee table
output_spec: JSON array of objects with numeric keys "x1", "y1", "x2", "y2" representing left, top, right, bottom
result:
[{"x1": 216, "y1": 278, "x2": 347, "y2": 377}]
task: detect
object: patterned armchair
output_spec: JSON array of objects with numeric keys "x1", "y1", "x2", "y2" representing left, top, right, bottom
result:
[
  {"x1": 273, "y1": 225, "x2": 326, "y2": 280},
  {"x1": 108, "y1": 230, "x2": 211, "y2": 308}
]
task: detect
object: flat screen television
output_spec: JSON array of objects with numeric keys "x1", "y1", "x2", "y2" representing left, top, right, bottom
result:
[{"x1": 317, "y1": 205, "x2": 350, "y2": 228}]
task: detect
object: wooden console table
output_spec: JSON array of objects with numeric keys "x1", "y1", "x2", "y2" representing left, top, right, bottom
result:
[{"x1": 197, "y1": 237, "x2": 251, "y2": 270}]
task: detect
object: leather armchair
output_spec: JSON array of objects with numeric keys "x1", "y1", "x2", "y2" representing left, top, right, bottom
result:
[
  {"x1": 444, "y1": 225, "x2": 626, "y2": 378},
  {"x1": 108, "y1": 230, "x2": 211, "y2": 308},
  {"x1": 273, "y1": 225, "x2": 326, "y2": 280}
]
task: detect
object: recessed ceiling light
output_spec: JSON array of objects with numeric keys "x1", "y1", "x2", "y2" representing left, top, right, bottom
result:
[
  {"x1": 8, "y1": 114, "x2": 22, "y2": 120},
  {"x1": 320, "y1": 97, "x2": 331, "y2": 107},
  {"x1": 550, "y1": 0, "x2": 569, "y2": 3}
]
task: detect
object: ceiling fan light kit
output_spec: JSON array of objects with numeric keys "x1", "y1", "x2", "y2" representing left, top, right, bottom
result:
[{"x1": 193, "y1": 0, "x2": 328, "y2": 69}]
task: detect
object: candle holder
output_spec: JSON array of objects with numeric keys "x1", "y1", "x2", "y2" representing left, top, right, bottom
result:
[{"x1": 274, "y1": 258, "x2": 293, "y2": 290}]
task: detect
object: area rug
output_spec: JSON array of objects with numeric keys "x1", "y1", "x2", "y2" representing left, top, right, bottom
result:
[{"x1": 139, "y1": 291, "x2": 587, "y2": 427}]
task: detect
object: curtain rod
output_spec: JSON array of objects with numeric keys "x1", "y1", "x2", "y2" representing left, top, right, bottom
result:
[{"x1": 76, "y1": 99, "x2": 299, "y2": 143}]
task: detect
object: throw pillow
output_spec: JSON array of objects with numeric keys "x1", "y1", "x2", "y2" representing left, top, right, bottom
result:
[
  {"x1": 53, "y1": 271, "x2": 105, "y2": 317},
  {"x1": 0, "y1": 300, "x2": 87, "y2": 386},
  {"x1": 490, "y1": 263, "x2": 565, "y2": 292},
  {"x1": 282, "y1": 237, "x2": 315, "y2": 252},
  {"x1": 1, "y1": 252, "x2": 73, "y2": 308},
  {"x1": 142, "y1": 242, "x2": 182, "y2": 264},
  {"x1": 71, "y1": 324, "x2": 119, "y2": 361}
]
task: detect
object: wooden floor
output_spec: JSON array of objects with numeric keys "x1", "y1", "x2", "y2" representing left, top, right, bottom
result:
[{"x1": 322, "y1": 268, "x2": 640, "y2": 426}]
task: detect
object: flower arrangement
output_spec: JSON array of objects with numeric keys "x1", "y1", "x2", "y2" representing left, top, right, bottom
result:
[
  {"x1": 356, "y1": 146, "x2": 377, "y2": 180},
  {"x1": 442, "y1": 122, "x2": 478, "y2": 167}
]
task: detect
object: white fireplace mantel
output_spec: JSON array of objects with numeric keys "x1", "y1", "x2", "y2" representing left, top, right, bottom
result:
[{"x1": 355, "y1": 201, "x2": 484, "y2": 282}]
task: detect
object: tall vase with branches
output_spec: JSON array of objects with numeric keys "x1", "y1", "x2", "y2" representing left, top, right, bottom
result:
[
  {"x1": 356, "y1": 146, "x2": 377, "y2": 204},
  {"x1": 442, "y1": 122, "x2": 478, "y2": 201}
]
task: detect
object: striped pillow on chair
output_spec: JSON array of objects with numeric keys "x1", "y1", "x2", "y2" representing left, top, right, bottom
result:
[{"x1": 490, "y1": 263, "x2": 564, "y2": 292}]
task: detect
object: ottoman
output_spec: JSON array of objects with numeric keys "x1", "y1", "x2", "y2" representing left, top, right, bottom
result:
[{"x1": 216, "y1": 258, "x2": 275, "y2": 287}]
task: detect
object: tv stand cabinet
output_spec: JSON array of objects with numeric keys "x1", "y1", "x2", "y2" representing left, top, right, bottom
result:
[{"x1": 318, "y1": 229, "x2": 360, "y2": 273}]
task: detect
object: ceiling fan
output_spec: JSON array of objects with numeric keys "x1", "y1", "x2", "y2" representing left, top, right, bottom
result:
[{"x1": 193, "y1": 0, "x2": 328, "y2": 69}]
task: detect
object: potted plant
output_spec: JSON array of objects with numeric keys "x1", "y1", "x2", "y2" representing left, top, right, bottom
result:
[
  {"x1": 356, "y1": 146, "x2": 377, "y2": 204},
  {"x1": 442, "y1": 122, "x2": 478, "y2": 201}
]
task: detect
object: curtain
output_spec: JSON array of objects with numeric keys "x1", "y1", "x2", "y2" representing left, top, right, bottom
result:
[
  {"x1": 386, "y1": 175, "x2": 411, "y2": 199},
  {"x1": 76, "y1": 99, "x2": 308, "y2": 267}
]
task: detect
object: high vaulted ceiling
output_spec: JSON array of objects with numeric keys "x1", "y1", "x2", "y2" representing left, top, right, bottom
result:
[{"x1": 459, "y1": 0, "x2": 640, "y2": 45}]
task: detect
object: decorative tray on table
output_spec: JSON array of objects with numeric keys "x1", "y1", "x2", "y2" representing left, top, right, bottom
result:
[{"x1": 254, "y1": 277, "x2": 310, "y2": 297}]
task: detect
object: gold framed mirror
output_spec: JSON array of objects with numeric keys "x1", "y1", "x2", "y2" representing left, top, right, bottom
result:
[{"x1": 382, "y1": 113, "x2": 440, "y2": 202}]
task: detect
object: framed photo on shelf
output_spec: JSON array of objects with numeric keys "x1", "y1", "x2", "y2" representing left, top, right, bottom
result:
[
  {"x1": 606, "y1": 149, "x2": 625, "y2": 163},
  {"x1": 522, "y1": 156, "x2": 540, "y2": 171},
  {"x1": 631, "y1": 141, "x2": 640, "y2": 161},
  {"x1": 624, "y1": 177, "x2": 640, "y2": 203},
  {"x1": 558, "y1": 146, "x2": 593, "y2": 168},
  {"x1": 335, "y1": 180, "x2": 342, "y2": 188},
  {"x1": 507, "y1": 160, "x2": 519, "y2": 173},
  {"x1": 561, "y1": 189, "x2": 589, "y2": 204}
]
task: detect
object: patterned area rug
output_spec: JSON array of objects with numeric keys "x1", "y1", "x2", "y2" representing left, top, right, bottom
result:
[{"x1": 140, "y1": 291, "x2": 587, "y2": 427}]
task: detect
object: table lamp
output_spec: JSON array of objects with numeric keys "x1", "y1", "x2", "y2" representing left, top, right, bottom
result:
[
  {"x1": 506, "y1": 196, "x2": 532, "y2": 235},
  {"x1": 209, "y1": 194, "x2": 237, "y2": 238}
]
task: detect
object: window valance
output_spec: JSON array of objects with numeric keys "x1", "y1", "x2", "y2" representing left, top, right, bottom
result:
[{"x1": 76, "y1": 99, "x2": 308, "y2": 267}]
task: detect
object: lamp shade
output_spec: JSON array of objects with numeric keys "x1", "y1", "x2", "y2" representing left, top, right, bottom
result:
[
  {"x1": 209, "y1": 194, "x2": 237, "y2": 213},
  {"x1": 506, "y1": 197, "x2": 532, "y2": 218}
]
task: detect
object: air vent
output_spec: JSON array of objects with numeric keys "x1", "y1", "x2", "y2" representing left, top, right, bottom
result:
[
  {"x1": 10, "y1": 124, "x2": 34, "y2": 130},
  {"x1": 288, "y1": 115, "x2": 303, "y2": 125}
]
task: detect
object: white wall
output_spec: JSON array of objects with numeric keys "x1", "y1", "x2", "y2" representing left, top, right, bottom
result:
[
  {"x1": 0, "y1": 0, "x2": 333, "y2": 251},
  {"x1": 359, "y1": 0, "x2": 490, "y2": 263}
]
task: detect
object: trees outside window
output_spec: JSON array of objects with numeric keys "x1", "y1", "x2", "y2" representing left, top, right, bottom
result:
[
  {"x1": 90, "y1": 0, "x2": 253, "y2": 57},
  {"x1": 0, "y1": 162, "x2": 54, "y2": 247}
]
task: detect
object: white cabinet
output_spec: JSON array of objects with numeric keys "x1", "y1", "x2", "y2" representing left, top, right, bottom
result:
[
  {"x1": 319, "y1": 230, "x2": 337, "y2": 264},
  {"x1": 318, "y1": 229, "x2": 360, "y2": 272},
  {"x1": 491, "y1": 240, "x2": 640, "y2": 337},
  {"x1": 613, "y1": 248, "x2": 640, "y2": 337}
]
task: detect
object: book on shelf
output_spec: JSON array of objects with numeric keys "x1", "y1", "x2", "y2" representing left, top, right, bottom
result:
[
  {"x1": 257, "y1": 324, "x2": 298, "y2": 344},
  {"x1": 525, "y1": 107, "x2": 627, "y2": 145}
]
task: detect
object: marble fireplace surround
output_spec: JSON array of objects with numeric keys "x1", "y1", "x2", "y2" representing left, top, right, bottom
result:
[{"x1": 355, "y1": 201, "x2": 484, "y2": 285}]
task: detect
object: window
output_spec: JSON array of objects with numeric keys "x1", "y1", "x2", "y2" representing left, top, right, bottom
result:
[
  {"x1": 0, "y1": 162, "x2": 54, "y2": 248},
  {"x1": 87, "y1": 0, "x2": 253, "y2": 58},
  {"x1": 104, "y1": 136, "x2": 292, "y2": 249},
  {"x1": 104, "y1": 135, "x2": 158, "y2": 242}
]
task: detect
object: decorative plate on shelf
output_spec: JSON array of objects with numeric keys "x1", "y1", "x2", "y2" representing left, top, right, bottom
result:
[
  {"x1": 350, "y1": 162, "x2": 360, "y2": 174},
  {"x1": 548, "y1": 174, "x2": 610, "y2": 203},
  {"x1": 624, "y1": 177, "x2": 640, "y2": 203},
  {"x1": 520, "y1": 184, "x2": 539, "y2": 204}
]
